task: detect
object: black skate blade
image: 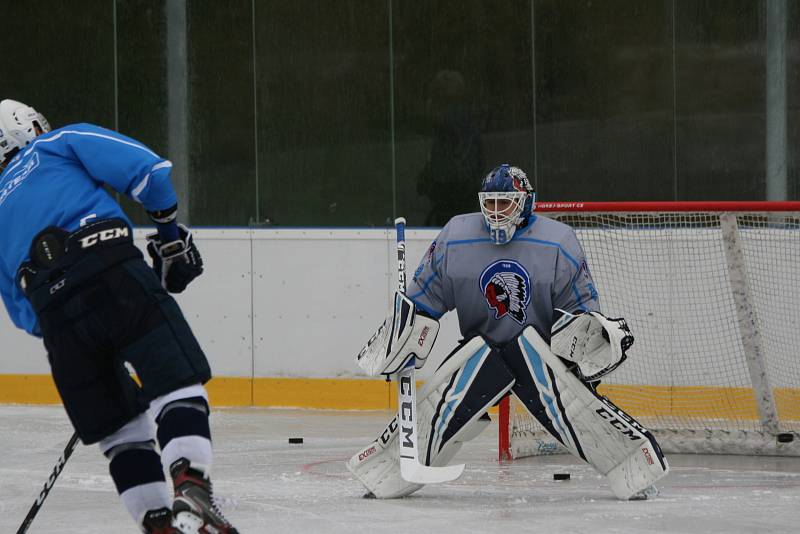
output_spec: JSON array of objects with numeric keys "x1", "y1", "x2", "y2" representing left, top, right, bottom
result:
[{"x1": 363, "y1": 491, "x2": 377, "y2": 499}]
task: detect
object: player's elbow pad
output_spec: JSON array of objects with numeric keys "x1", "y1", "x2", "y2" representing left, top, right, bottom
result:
[
  {"x1": 356, "y1": 292, "x2": 440, "y2": 376},
  {"x1": 549, "y1": 310, "x2": 634, "y2": 381}
]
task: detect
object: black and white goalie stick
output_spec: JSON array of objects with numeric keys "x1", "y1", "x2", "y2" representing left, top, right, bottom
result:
[{"x1": 393, "y1": 217, "x2": 464, "y2": 484}]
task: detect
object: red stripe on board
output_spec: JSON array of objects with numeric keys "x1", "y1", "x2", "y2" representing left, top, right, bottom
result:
[{"x1": 534, "y1": 201, "x2": 800, "y2": 212}]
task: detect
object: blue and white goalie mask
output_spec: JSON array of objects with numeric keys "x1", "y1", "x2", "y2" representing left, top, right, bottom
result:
[{"x1": 478, "y1": 164, "x2": 535, "y2": 245}]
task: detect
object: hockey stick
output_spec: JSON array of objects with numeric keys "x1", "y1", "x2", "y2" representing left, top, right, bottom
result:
[
  {"x1": 394, "y1": 217, "x2": 465, "y2": 484},
  {"x1": 16, "y1": 431, "x2": 80, "y2": 534}
]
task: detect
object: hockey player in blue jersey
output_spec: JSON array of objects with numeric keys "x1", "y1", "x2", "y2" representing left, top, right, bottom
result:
[
  {"x1": 0, "y1": 99, "x2": 238, "y2": 533},
  {"x1": 348, "y1": 164, "x2": 669, "y2": 500}
]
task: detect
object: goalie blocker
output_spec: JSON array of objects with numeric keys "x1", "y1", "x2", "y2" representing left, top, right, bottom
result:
[
  {"x1": 356, "y1": 291, "x2": 440, "y2": 376},
  {"x1": 348, "y1": 326, "x2": 668, "y2": 500}
]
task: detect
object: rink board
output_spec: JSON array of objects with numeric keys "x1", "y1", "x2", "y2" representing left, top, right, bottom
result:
[
  {"x1": 0, "y1": 227, "x2": 797, "y2": 421},
  {"x1": 1, "y1": 374, "x2": 798, "y2": 422}
]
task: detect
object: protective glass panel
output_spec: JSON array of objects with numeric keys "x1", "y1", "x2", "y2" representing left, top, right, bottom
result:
[
  {"x1": 674, "y1": 0, "x2": 766, "y2": 200},
  {"x1": 116, "y1": 0, "x2": 169, "y2": 225},
  {"x1": 393, "y1": 0, "x2": 532, "y2": 227},
  {"x1": 788, "y1": 1, "x2": 800, "y2": 200},
  {"x1": 185, "y1": 1, "x2": 256, "y2": 226},
  {"x1": 534, "y1": 0, "x2": 674, "y2": 202},
  {"x1": 254, "y1": 1, "x2": 392, "y2": 227}
]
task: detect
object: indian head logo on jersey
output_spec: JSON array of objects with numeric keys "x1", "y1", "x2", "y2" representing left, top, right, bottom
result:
[{"x1": 479, "y1": 259, "x2": 531, "y2": 324}]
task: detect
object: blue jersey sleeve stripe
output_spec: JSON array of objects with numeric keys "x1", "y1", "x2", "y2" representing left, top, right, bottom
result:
[
  {"x1": 408, "y1": 270, "x2": 439, "y2": 299},
  {"x1": 408, "y1": 252, "x2": 445, "y2": 298}
]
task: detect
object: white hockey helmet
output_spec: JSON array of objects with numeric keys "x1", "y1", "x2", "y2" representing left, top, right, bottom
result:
[{"x1": 0, "y1": 99, "x2": 50, "y2": 161}]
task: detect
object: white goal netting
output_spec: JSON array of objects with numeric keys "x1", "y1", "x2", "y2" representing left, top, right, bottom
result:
[{"x1": 501, "y1": 202, "x2": 800, "y2": 458}]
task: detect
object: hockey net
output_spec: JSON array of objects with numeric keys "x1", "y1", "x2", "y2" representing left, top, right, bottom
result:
[{"x1": 499, "y1": 201, "x2": 800, "y2": 459}]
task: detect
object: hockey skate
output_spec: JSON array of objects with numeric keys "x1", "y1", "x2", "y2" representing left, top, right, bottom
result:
[
  {"x1": 629, "y1": 484, "x2": 660, "y2": 501},
  {"x1": 170, "y1": 458, "x2": 239, "y2": 534},
  {"x1": 142, "y1": 507, "x2": 179, "y2": 533}
]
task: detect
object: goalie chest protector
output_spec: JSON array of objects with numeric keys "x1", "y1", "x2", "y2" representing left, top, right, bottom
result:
[{"x1": 407, "y1": 212, "x2": 600, "y2": 345}]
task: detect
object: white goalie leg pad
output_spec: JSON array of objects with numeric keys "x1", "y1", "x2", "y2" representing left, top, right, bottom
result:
[
  {"x1": 347, "y1": 337, "x2": 505, "y2": 498},
  {"x1": 518, "y1": 326, "x2": 669, "y2": 500},
  {"x1": 347, "y1": 386, "x2": 483, "y2": 499},
  {"x1": 348, "y1": 416, "x2": 422, "y2": 499},
  {"x1": 550, "y1": 310, "x2": 633, "y2": 381}
]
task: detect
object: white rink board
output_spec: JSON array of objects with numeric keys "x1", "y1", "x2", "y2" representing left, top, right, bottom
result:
[
  {"x1": 0, "y1": 226, "x2": 792, "y2": 388},
  {"x1": 169, "y1": 229, "x2": 254, "y2": 377},
  {"x1": 0, "y1": 227, "x2": 461, "y2": 381}
]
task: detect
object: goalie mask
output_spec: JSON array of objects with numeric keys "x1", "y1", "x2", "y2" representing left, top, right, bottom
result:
[
  {"x1": 478, "y1": 164, "x2": 535, "y2": 245},
  {"x1": 0, "y1": 99, "x2": 50, "y2": 162}
]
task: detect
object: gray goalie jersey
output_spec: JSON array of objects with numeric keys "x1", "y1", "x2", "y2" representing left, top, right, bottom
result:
[{"x1": 407, "y1": 212, "x2": 600, "y2": 346}]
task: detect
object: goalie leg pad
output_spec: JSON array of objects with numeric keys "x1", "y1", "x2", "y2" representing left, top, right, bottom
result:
[
  {"x1": 347, "y1": 337, "x2": 514, "y2": 498},
  {"x1": 515, "y1": 326, "x2": 669, "y2": 500}
]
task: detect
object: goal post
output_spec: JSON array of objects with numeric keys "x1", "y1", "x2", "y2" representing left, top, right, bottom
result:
[{"x1": 499, "y1": 201, "x2": 800, "y2": 459}]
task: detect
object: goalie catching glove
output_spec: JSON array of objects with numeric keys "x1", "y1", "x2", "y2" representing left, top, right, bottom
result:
[
  {"x1": 356, "y1": 292, "x2": 440, "y2": 376},
  {"x1": 146, "y1": 224, "x2": 203, "y2": 293},
  {"x1": 550, "y1": 310, "x2": 634, "y2": 381}
]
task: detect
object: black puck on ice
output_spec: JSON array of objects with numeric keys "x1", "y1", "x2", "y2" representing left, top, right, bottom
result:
[
  {"x1": 288, "y1": 437, "x2": 304, "y2": 444},
  {"x1": 777, "y1": 433, "x2": 794, "y2": 443},
  {"x1": 553, "y1": 473, "x2": 571, "y2": 481}
]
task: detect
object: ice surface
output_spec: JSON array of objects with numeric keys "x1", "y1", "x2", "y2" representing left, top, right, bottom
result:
[{"x1": 1, "y1": 405, "x2": 799, "y2": 533}]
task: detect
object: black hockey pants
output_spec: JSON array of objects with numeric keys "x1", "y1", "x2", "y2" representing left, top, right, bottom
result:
[{"x1": 17, "y1": 219, "x2": 211, "y2": 444}]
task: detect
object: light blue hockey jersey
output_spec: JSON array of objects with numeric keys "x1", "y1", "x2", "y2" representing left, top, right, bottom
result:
[
  {"x1": 408, "y1": 212, "x2": 600, "y2": 346},
  {"x1": 0, "y1": 123, "x2": 177, "y2": 336}
]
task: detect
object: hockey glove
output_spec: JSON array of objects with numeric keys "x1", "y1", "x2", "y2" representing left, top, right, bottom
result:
[
  {"x1": 550, "y1": 310, "x2": 634, "y2": 381},
  {"x1": 356, "y1": 292, "x2": 440, "y2": 376},
  {"x1": 146, "y1": 224, "x2": 203, "y2": 293}
]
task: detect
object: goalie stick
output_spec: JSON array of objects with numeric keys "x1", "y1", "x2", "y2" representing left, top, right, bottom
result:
[
  {"x1": 394, "y1": 217, "x2": 465, "y2": 484},
  {"x1": 16, "y1": 432, "x2": 80, "y2": 534}
]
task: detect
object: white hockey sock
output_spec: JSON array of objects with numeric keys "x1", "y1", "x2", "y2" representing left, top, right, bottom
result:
[
  {"x1": 120, "y1": 481, "x2": 172, "y2": 525},
  {"x1": 161, "y1": 435, "x2": 214, "y2": 475},
  {"x1": 151, "y1": 384, "x2": 214, "y2": 474}
]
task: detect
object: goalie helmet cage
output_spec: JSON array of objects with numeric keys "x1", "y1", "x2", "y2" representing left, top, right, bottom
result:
[{"x1": 498, "y1": 201, "x2": 800, "y2": 460}]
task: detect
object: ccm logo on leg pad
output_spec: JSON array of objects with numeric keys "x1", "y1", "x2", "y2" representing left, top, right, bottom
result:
[{"x1": 596, "y1": 406, "x2": 643, "y2": 441}]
